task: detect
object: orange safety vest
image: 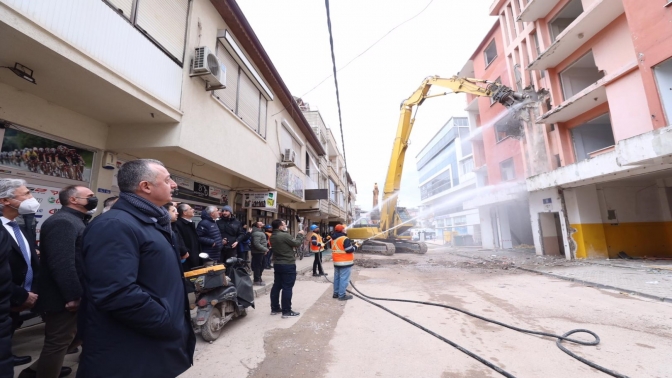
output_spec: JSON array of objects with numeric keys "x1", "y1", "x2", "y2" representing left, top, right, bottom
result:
[
  {"x1": 331, "y1": 236, "x2": 354, "y2": 267},
  {"x1": 310, "y1": 233, "x2": 324, "y2": 252}
]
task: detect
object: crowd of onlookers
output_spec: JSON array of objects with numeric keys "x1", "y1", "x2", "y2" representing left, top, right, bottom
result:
[{"x1": 0, "y1": 158, "x2": 358, "y2": 378}]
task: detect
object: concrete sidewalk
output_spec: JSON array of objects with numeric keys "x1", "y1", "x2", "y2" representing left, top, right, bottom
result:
[
  {"x1": 437, "y1": 245, "x2": 672, "y2": 303},
  {"x1": 253, "y1": 250, "x2": 332, "y2": 297}
]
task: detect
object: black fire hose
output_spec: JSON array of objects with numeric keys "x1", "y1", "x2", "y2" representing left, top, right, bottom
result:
[{"x1": 324, "y1": 276, "x2": 630, "y2": 378}]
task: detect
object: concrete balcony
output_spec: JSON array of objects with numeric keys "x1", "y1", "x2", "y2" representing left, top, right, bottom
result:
[
  {"x1": 616, "y1": 125, "x2": 672, "y2": 166},
  {"x1": 463, "y1": 181, "x2": 527, "y2": 209},
  {"x1": 527, "y1": 0, "x2": 625, "y2": 71},
  {"x1": 0, "y1": 0, "x2": 183, "y2": 124},
  {"x1": 517, "y1": 0, "x2": 561, "y2": 22},
  {"x1": 536, "y1": 60, "x2": 637, "y2": 124}
]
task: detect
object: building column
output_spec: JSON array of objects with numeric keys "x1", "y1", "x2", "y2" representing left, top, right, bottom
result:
[
  {"x1": 497, "y1": 205, "x2": 513, "y2": 249},
  {"x1": 478, "y1": 205, "x2": 495, "y2": 249}
]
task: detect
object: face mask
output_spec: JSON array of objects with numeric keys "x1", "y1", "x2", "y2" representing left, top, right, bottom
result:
[
  {"x1": 86, "y1": 208, "x2": 98, "y2": 215},
  {"x1": 16, "y1": 198, "x2": 40, "y2": 215},
  {"x1": 181, "y1": 258, "x2": 187, "y2": 263},
  {"x1": 82, "y1": 197, "x2": 99, "y2": 211}
]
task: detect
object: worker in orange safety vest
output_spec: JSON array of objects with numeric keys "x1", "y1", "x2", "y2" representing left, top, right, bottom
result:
[
  {"x1": 309, "y1": 225, "x2": 326, "y2": 277},
  {"x1": 330, "y1": 224, "x2": 356, "y2": 301}
]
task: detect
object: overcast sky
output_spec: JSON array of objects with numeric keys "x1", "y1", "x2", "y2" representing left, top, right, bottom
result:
[{"x1": 237, "y1": 0, "x2": 496, "y2": 210}]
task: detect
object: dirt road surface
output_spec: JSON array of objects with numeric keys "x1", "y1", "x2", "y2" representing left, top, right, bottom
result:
[{"x1": 179, "y1": 246, "x2": 672, "y2": 378}]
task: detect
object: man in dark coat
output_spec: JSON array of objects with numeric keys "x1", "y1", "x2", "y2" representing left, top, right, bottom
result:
[
  {"x1": 174, "y1": 203, "x2": 202, "y2": 270},
  {"x1": 19, "y1": 185, "x2": 95, "y2": 378},
  {"x1": 0, "y1": 229, "x2": 14, "y2": 378},
  {"x1": 197, "y1": 206, "x2": 223, "y2": 262},
  {"x1": 0, "y1": 179, "x2": 40, "y2": 367},
  {"x1": 78, "y1": 159, "x2": 195, "y2": 378},
  {"x1": 216, "y1": 205, "x2": 245, "y2": 262}
]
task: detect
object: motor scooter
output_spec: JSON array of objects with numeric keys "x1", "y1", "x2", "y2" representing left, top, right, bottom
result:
[{"x1": 184, "y1": 253, "x2": 255, "y2": 341}]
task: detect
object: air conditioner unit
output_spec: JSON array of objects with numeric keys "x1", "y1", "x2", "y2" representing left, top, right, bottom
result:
[
  {"x1": 282, "y1": 148, "x2": 296, "y2": 164},
  {"x1": 191, "y1": 46, "x2": 226, "y2": 90}
]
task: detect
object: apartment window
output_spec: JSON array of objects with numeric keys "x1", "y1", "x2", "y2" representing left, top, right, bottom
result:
[
  {"x1": 460, "y1": 156, "x2": 474, "y2": 176},
  {"x1": 103, "y1": 0, "x2": 189, "y2": 64},
  {"x1": 306, "y1": 152, "x2": 318, "y2": 178},
  {"x1": 532, "y1": 32, "x2": 541, "y2": 57},
  {"x1": 484, "y1": 40, "x2": 498, "y2": 68},
  {"x1": 279, "y1": 125, "x2": 302, "y2": 167},
  {"x1": 420, "y1": 168, "x2": 453, "y2": 200},
  {"x1": 653, "y1": 57, "x2": 672, "y2": 124},
  {"x1": 329, "y1": 179, "x2": 337, "y2": 202},
  {"x1": 559, "y1": 51, "x2": 604, "y2": 101},
  {"x1": 458, "y1": 126, "x2": 472, "y2": 155},
  {"x1": 214, "y1": 44, "x2": 268, "y2": 137},
  {"x1": 500, "y1": 158, "x2": 515, "y2": 181},
  {"x1": 570, "y1": 113, "x2": 615, "y2": 161},
  {"x1": 549, "y1": 0, "x2": 583, "y2": 41}
]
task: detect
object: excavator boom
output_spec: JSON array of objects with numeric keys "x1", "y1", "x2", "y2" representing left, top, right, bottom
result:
[{"x1": 348, "y1": 75, "x2": 525, "y2": 255}]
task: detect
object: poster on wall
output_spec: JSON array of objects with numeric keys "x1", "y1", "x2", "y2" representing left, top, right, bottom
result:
[
  {"x1": 208, "y1": 186, "x2": 230, "y2": 206},
  {"x1": 27, "y1": 184, "x2": 63, "y2": 243},
  {"x1": 0, "y1": 127, "x2": 94, "y2": 182},
  {"x1": 242, "y1": 192, "x2": 277, "y2": 210}
]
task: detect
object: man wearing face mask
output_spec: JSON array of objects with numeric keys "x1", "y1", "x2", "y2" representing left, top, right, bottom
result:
[
  {"x1": 18, "y1": 185, "x2": 95, "y2": 378},
  {"x1": 0, "y1": 179, "x2": 40, "y2": 368}
]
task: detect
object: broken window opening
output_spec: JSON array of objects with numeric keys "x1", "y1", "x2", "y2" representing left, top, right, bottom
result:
[
  {"x1": 484, "y1": 39, "x2": 498, "y2": 68},
  {"x1": 559, "y1": 50, "x2": 604, "y2": 101},
  {"x1": 549, "y1": 0, "x2": 583, "y2": 41},
  {"x1": 570, "y1": 113, "x2": 615, "y2": 162},
  {"x1": 500, "y1": 158, "x2": 516, "y2": 181},
  {"x1": 653, "y1": 57, "x2": 672, "y2": 125}
]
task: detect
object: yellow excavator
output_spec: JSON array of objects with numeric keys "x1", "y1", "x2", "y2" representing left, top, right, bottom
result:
[{"x1": 347, "y1": 76, "x2": 527, "y2": 255}]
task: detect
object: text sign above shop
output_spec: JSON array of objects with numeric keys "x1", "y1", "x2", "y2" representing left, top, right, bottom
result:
[{"x1": 242, "y1": 191, "x2": 277, "y2": 210}]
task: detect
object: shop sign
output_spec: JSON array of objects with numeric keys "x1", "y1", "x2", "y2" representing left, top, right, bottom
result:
[
  {"x1": 209, "y1": 187, "x2": 230, "y2": 205},
  {"x1": 242, "y1": 192, "x2": 277, "y2": 210},
  {"x1": 193, "y1": 182, "x2": 210, "y2": 197},
  {"x1": 27, "y1": 184, "x2": 63, "y2": 243},
  {"x1": 276, "y1": 165, "x2": 304, "y2": 199},
  {"x1": 173, "y1": 175, "x2": 194, "y2": 191},
  {"x1": 1, "y1": 127, "x2": 94, "y2": 182}
]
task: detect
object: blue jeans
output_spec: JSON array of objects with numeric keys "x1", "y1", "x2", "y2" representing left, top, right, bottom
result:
[
  {"x1": 333, "y1": 265, "x2": 352, "y2": 297},
  {"x1": 270, "y1": 264, "x2": 296, "y2": 313}
]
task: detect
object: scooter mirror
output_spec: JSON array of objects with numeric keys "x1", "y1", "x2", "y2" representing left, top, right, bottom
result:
[{"x1": 199, "y1": 253, "x2": 210, "y2": 259}]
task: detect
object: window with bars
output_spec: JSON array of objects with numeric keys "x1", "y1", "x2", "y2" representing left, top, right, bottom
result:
[
  {"x1": 103, "y1": 0, "x2": 189, "y2": 65},
  {"x1": 213, "y1": 44, "x2": 268, "y2": 138}
]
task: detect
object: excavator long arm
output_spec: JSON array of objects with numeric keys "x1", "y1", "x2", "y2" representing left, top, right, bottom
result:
[{"x1": 348, "y1": 76, "x2": 523, "y2": 254}]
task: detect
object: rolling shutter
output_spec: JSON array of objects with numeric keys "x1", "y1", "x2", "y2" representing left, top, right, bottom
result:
[
  {"x1": 135, "y1": 0, "x2": 189, "y2": 62},
  {"x1": 104, "y1": 0, "x2": 133, "y2": 19},
  {"x1": 214, "y1": 46, "x2": 239, "y2": 112},
  {"x1": 259, "y1": 97, "x2": 268, "y2": 138},
  {"x1": 238, "y1": 73, "x2": 261, "y2": 130}
]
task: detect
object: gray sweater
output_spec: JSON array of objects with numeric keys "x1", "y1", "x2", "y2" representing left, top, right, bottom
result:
[{"x1": 35, "y1": 206, "x2": 90, "y2": 313}]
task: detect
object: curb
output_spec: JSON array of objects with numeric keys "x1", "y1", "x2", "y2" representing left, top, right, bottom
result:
[
  {"x1": 450, "y1": 251, "x2": 672, "y2": 304},
  {"x1": 253, "y1": 255, "x2": 333, "y2": 298}
]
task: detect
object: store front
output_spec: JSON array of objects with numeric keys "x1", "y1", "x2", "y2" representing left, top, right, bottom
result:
[{"x1": 0, "y1": 122, "x2": 100, "y2": 242}]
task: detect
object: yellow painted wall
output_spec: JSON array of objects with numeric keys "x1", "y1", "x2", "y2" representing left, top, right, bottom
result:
[
  {"x1": 603, "y1": 222, "x2": 672, "y2": 258},
  {"x1": 570, "y1": 224, "x2": 609, "y2": 259},
  {"x1": 571, "y1": 222, "x2": 672, "y2": 258}
]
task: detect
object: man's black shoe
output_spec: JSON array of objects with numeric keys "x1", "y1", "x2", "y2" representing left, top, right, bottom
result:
[
  {"x1": 332, "y1": 294, "x2": 339, "y2": 298},
  {"x1": 338, "y1": 295, "x2": 354, "y2": 301},
  {"x1": 13, "y1": 355, "x2": 31, "y2": 366},
  {"x1": 281, "y1": 311, "x2": 300, "y2": 318},
  {"x1": 18, "y1": 367, "x2": 72, "y2": 378}
]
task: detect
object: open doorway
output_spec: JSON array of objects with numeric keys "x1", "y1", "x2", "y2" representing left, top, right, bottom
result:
[
  {"x1": 559, "y1": 50, "x2": 604, "y2": 100},
  {"x1": 549, "y1": 0, "x2": 584, "y2": 41},
  {"x1": 539, "y1": 212, "x2": 566, "y2": 256}
]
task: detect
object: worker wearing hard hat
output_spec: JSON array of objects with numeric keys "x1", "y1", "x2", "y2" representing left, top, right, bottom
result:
[
  {"x1": 330, "y1": 224, "x2": 356, "y2": 301},
  {"x1": 309, "y1": 225, "x2": 326, "y2": 277}
]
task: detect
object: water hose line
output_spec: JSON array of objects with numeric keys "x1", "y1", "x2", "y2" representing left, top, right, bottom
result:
[{"x1": 323, "y1": 275, "x2": 630, "y2": 378}]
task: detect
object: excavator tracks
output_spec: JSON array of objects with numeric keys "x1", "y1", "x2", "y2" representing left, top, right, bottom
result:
[{"x1": 357, "y1": 240, "x2": 427, "y2": 256}]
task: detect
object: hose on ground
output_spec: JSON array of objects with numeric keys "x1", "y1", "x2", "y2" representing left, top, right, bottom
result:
[{"x1": 323, "y1": 275, "x2": 630, "y2": 378}]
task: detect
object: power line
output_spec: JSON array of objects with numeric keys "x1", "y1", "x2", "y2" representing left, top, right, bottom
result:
[
  {"x1": 271, "y1": 0, "x2": 435, "y2": 118},
  {"x1": 324, "y1": 0, "x2": 348, "y2": 174}
]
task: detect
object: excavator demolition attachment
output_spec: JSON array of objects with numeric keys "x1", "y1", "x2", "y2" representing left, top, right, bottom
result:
[{"x1": 349, "y1": 76, "x2": 529, "y2": 257}]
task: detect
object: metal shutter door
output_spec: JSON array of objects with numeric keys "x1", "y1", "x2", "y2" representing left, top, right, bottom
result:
[
  {"x1": 238, "y1": 73, "x2": 260, "y2": 130},
  {"x1": 214, "y1": 47, "x2": 239, "y2": 112},
  {"x1": 104, "y1": 0, "x2": 133, "y2": 19},
  {"x1": 135, "y1": 0, "x2": 189, "y2": 62}
]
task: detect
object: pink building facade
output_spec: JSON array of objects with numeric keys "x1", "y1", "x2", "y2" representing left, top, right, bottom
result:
[{"x1": 478, "y1": 0, "x2": 672, "y2": 259}]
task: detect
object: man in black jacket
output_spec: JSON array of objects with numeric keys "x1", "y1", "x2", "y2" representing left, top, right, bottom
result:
[
  {"x1": 0, "y1": 229, "x2": 14, "y2": 378},
  {"x1": 174, "y1": 203, "x2": 201, "y2": 270},
  {"x1": 217, "y1": 205, "x2": 245, "y2": 262},
  {"x1": 197, "y1": 206, "x2": 223, "y2": 262},
  {"x1": 19, "y1": 185, "x2": 95, "y2": 378},
  {"x1": 0, "y1": 179, "x2": 40, "y2": 368},
  {"x1": 78, "y1": 159, "x2": 194, "y2": 378}
]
